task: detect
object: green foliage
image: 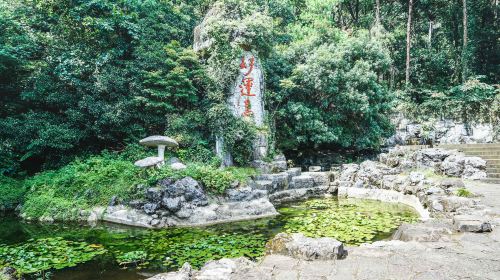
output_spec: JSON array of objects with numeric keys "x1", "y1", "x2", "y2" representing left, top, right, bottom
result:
[
  {"x1": 0, "y1": 176, "x2": 25, "y2": 210},
  {"x1": 151, "y1": 230, "x2": 266, "y2": 269},
  {"x1": 20, "y1": 150, "x2": 257, "y2": 219},
  {"x1": 115, "y1": 250, "x2": 149, "y2": 267},
  {"x1": 271, "y1": 31, "x2": 394, "y2": 150},
  {"x1": 21, "y1": 156, "x2": 145, "y2": 220},
  {"x1": 456, "y1": 188, "x2": 473, "y2": 198},
  {"x1": 400, "y1": 78, "x2": 499, "y2": 127},
  {"x1": 0, "y1": 237, "x2": 106, "y2": 275},
  {"x1": 147, "y1": 164, "x2": 257, "y2": 194},
  {"x1": 282, "y1": 198, "x2": 419, "y2": 245},
  {"x1": 0, "y1": 0, "x2": 209, "y2": 174}
]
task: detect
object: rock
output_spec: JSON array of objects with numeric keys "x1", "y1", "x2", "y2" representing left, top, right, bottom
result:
[
  {"x1": 251, "y1": 160, "x2": 272, "y2": 173},
  {"x1": 166, "y1": 157, "x2": 182, "y2": 165},
  {"x1": 393, "y1": 220, "x2": 453, "y2": 242},
  {"x1": 145, "y1": 187, "x2": 163, "y2": 203},
  {"x1": 134, "y1": 156, "x2": 163, "y2": 168},
  {"x1": 197, "y1": 258, "x2": 257, "y2": 279},
  {"x1": 165, "y1": 177, "x2": 203, "y2": 199},
  {"x1": 290, "y1": 175, "x2": 314, "y2": 189},
  {"x1": 147, "y1": 262, "x2": 192, "y2": 280},
  {"x1": 150, "y1": 218, "x2": 161, "y2": 227},
  {"x1": 109, "y1": 195, "x2": 119, "y2": 206},
  {"x1": 464, "y1": 157, "x2": 487, "y2": 169},
  {"x1": 308, "y1": 166, "x2": 321, "y2": 172},
  {"x1": 339, "y1": 164, "x2": 359, "y2": 181},
  {"x1": 408, "y1": 172, "x2": 425, "y2": 185},
  {"x1": 271, "y1": 161, "x2": 287, "y2": 173},
  {"x1": 171, "y1": 162, "x2": 187, "y2": 170},
  {"x1": 252, "y1": 180, "x2": 273, "y2": 191},
  {"x1": 453, "y1": 215, "x2": 492, "y2": 232},
  {"x1": 176, "y1": 207, "x2": 193, "y2": 219},
  {"x1": 103, "y1": 206, "x2": 153, "y2": 228},
  {"x1": 128, "y1": 199, "x2": 145, "y2": 210},
  {"x1": 162, "y1": 196, "x2": 182, "y2": 212},
  {"x1": 274, "y1": 154, "x2": 286, "y2": 161},
  {"x1": 225, "y1": 187, "x2": 266, "y2": 202},
  {"x1": 143, "y1": 203, "x2": 160, "y2": 215},
  {"x1": 158, "y1": 178, "x2": 176, "y2": 188},
  {"x1": 1, "y1": 267, "x2": 17, "y2": 280},
  {"x1": 269, "y1": 186, "x2": 329, "y2": 205},
  {"x1": 302, "y1": 171, "x2": 330, "y2": 186},
  {"x1": 439, "y1": 178, "x2": 465, "y2": 189},
  {"x1": 415, "y1": 148, "x2": 452, "y2": 167},
  {"x1": 431, "y1": 200, "x2": 444, "y2": 212},
  {"x1": 462, "y1": 165, "x2": 487, "y2": 180},
  {"x1": 439, "y1": 155, "x2": 465, "y2": 176},
  {"x1": 285, "y1": 167, "x2": 302, "y2": 180},
  {"x1": 255, "y1": 173, "x2": 289, "y2": 193},
  {"x1": 266, "y1": 233, "x2": 346, "y2": 260}
]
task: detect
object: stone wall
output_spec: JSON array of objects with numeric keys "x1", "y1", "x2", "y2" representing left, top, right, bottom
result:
[{"x1": 387, "y1": 114, "x2": 497, "y2": 146}]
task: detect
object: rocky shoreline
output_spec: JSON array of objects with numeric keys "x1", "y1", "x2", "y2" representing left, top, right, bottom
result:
[{"x1": 147, "y1": 146, "x2": 498, "y2": 280}]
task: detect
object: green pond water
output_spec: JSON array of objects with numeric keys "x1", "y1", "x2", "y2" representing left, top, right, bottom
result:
[{"x1": 0, "y1": 198, "x2": 419, "y2": 280}]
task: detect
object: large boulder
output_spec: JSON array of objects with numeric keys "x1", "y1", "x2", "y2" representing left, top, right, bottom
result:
[
  {"x1": 265, "y1": 233, "x2": 346, "y2": 260},
  {"x1": 393, "y1": 220, "x2": 453, "y2": 242},
  {"x1": 453, "y1": 215, "x2": 492, "y2": 232},
  {"x1": 415, "y1": 148, "x2": 452, "y2": 167}
]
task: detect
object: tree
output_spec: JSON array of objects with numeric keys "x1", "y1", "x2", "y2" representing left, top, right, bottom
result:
[
  {"x1": 406, "y1": 0, "x2": 414, "y2": 86},
  {"x1": 462, "y1": 0, "x2": 468, "y2": 81}
]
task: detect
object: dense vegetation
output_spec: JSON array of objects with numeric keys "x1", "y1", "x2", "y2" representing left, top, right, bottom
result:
[{"x1": 0, "y1": 0, "x2": 498, "y2": 212}]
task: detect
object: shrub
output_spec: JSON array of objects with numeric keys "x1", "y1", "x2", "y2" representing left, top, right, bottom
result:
[
  {"x1": 22, "y1": 157, "x2": 146, "y2": 220},
  {"x1": 0, "y1": 175, "x2": 25, "y2": 210},
  {"x1": 147, "y1": 164, "x2": 258, "y2": 194}
]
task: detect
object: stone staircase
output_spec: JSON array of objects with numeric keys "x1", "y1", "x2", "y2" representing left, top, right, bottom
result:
[{"x1": 437, "y1": 143, "x2": 500, "y2": 185}]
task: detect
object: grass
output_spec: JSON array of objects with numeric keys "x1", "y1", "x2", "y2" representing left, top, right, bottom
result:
[{"x1": 456, "y1": 187, "x2": 473, "y2": 197}]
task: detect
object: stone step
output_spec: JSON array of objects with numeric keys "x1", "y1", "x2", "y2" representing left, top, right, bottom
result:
[
  {"x1": 485, "y1": 159, "x2": 500, "y2": 163},
  {"x1": 463, "y1": 151, "x2": 500, "y2": 156},
  {"x1": 438, "y1": 143, "x2": 500, "y2": 149},
  {"x1": 479, "y1": 178, "x2": 500, "y2": 184},
  {"x1": 488, "y1": 173, "x2": 500, "y2": 178},
  {"x1": 472, "y1": 155, "x2": 500, "y2": 160},
  {"x1": 486, "y1": 168, "x2": 500, "y2": 174}
]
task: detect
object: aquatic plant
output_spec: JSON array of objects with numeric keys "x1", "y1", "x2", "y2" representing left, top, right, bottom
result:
[
  {"x1": 283, "y1": 198, "x2": 419, "y2": 245},
  {"x1": 0, "y1": 237, "x2": 106, "y2": 275}
]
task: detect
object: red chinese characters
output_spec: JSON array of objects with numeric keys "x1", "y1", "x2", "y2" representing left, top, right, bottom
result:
[{"x1": 239, "y1": 56, "x2": 256, "y2": 117}]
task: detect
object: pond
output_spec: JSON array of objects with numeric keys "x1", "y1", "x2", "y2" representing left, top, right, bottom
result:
[{"x1": 0, "y1": 198, "x2": 419, "y2": 280}]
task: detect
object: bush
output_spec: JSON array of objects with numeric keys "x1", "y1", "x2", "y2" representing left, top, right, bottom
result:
[
  {"x1": 147, "y1": 164, "x2": 258, "y2": 194},
  {"x1": 22, "y1": 156, "x2": 146, "y2": 220},
  {"x1": 0, "y1": 175, "x2": 25, "y2": 210}
]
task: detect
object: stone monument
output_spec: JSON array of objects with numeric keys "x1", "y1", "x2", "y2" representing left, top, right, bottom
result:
[{"x1": 194, "y1": 7, "x2": 268, "y2": 166}]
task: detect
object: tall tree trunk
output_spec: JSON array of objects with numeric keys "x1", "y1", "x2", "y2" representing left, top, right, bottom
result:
[
  {"x1": 375, "y1": 0, "x2": 381, "y2": 25},
  {"x1": 462, "y1": 0, "x2": 469, "y2": 81},
  {"x1": 428, "y1": 20, "x2": 433, "y2": 48},
  {"x1": 405, "y1": 0, "x2": 413, "y2": 86}
]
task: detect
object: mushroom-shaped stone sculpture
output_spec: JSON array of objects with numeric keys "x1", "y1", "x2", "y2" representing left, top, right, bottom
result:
[{"x1": 134, "y1": 136, "x2": 179, "y2": 168}]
